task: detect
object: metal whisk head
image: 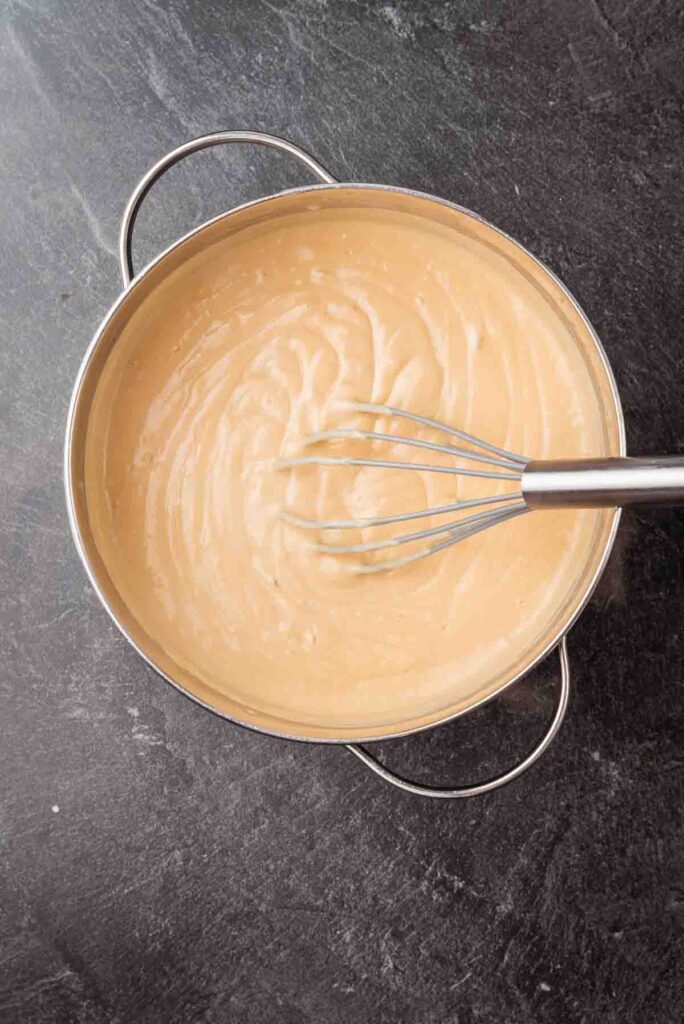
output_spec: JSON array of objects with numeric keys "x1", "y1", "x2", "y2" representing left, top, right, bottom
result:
[{"x1": 278, "y1": 402, "x2": 530, "y2": 573}]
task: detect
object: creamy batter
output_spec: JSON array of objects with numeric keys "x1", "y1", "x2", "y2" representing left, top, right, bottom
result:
[{"x1": 85, "y1": 200, "x2": 617, "y2": 734}]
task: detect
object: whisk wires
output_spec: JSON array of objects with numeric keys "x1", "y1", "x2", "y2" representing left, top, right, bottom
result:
[{"x1": 279, "y1": 401, "x2": 530, "y2": 573}]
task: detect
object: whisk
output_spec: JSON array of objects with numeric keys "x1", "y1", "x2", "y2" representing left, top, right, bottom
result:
[{"x1": 279, "y1": 402, "x2": 684, "y2": 573}]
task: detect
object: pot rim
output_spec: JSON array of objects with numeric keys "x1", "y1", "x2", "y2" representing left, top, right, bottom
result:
[{"x1": 65, "y1": 180, "x2": 626, "y2": 744}]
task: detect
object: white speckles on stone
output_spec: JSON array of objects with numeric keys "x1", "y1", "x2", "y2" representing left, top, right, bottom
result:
[
  {"x1": 69, "y1": 183, "x2": 117, "y2": 257},
  {"x1": 126, "y1": 705, "x2": 163, "y2": 747},
  {"x1": 497, "y1": 892, "x2": 514, "y2": 915},
  {"x1": 145, "y1": 48, "x2": 174, "y2": 110},
  {"x1": 380, "y1": 4, "x2": 415, "y2": 39},
  {"x1": 540, "y1": 981, "x2": 551, "y2": 992},
  {"x1": 132, "y1": 728, "x2": 164, "y2": 746},
  {"x1": 591, "y1": 750, "x2": 601, "y2": 761},
  {"x1": 604, "y1": 760, "x2": 623, "y2": 795},
  {"x1": 51, "y1": 804, "x2": 60, "y2": 813},
  {"x1": 65, "y1": 705, "x2": 91, "y2": 720},
  {"x1": 450, "y1": 970, "x2": 472, "y2": 990}
]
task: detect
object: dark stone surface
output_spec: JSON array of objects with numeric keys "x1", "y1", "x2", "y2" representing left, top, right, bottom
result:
[{"x1": 1, "y1": 0, "x2": 683, "y2": 1021}]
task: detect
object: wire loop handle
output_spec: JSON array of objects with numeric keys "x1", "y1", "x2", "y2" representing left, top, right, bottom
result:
[
  {"x1": 347, "y1": 637, "x2": 570, "y2": 798},
  {"x1": 118, "y1": 130, "x2": 336, "y2": 286}
]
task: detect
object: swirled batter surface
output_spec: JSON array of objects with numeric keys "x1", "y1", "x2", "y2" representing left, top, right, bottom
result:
[{"x1": 85, "y1": 203, "x2": 615, "y2": 733}]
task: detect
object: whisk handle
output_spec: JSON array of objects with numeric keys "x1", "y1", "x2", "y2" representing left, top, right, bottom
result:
[{"x1": 522, "y1": 456, "x2": 684, "y2": 508}]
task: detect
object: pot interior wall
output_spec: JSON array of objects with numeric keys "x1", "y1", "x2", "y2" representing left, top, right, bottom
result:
[{"x1": 66, "y1": 186, "x2": 624, "y2": 741}]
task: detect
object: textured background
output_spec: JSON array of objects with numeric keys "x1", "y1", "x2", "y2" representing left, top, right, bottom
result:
[{"x1": 1, "y1": 1, "x2": 683, "y2": 1021}]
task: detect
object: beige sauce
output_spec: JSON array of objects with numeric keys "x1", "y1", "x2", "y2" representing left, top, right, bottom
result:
[{"x1": 85, "y1": 204, "x2": 613, "y2": 732}]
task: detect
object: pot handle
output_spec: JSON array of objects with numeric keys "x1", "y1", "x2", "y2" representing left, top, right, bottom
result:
[
  {"x1": 346, "y1": 637, "x2": 570, "y2": 799},
  {"x1": 118, "y1": 130, "x2": 337, "y2": 286}
]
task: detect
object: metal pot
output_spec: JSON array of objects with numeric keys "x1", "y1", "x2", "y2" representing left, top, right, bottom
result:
[{"x1": 65, "y1": 131, "x2": 625, "y2": 798}]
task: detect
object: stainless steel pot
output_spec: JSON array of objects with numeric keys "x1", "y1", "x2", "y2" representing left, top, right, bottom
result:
[{"x1": 65, "y1": 131, "x2": 625, "y2": 798}]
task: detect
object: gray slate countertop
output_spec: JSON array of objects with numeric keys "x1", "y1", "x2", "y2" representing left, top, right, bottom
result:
[{"x1": 1, "y1": 1, "x2": 683, "y2": 1022}]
